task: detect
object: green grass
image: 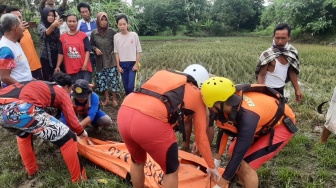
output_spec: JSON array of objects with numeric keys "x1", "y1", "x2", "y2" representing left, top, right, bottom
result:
[{"x1": 1, "y1": 36, "x2": 336, "y2": 187}]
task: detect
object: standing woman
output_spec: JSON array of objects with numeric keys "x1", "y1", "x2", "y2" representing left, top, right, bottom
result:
[
  {"x1": 55, "y1": 14, "x2": 92, "y2": 83},
  {"x1": 114, "y1": 14, "x2": 142, "y2": 95},
  {"x1": 91, "y1": 12, "x2": 120, "y2": 106},
  {"x1": 38, "y1": 7, "x2": 63, "y2": 81}
]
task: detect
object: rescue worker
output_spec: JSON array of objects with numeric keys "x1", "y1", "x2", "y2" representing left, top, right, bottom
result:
[
  {"x1": 61, "y1": 79, "x2": 112, "y2": 129},
  {"x1": 201, "y1": 77, "x2": 297, "y2": 188},
  {"x1": 0, "y1": 72, "x2": 87, "y2": 183},
  {"x1": 117, "y1": 70, "x2": 220, "y2": 188},
  {"x1": 180, "y1": 64, "x2": 214, "y2": 152}
]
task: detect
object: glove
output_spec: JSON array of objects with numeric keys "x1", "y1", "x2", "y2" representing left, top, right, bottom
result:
[
  {"x1": 79, "y1": 130, "x2": 88, "y2": 139},
  {"x1": 206, "y1": 167, "x2": 221, "y2": 182},
  {"x1": 214, "y1": 158, "x2": 221, "y2": 169}
]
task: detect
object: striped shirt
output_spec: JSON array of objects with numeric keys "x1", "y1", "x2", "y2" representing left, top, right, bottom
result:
[{"x1": 77, "y1": 18, "x2": 97, "y2": 41}]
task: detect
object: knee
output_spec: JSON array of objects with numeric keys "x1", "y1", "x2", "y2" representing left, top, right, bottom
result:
[
  {"x1": 237, "y1": 162, "x2": 258, "y2": 181},
  {"x1": 97, "y1": 115, "x2": 112, "y2": 127}
]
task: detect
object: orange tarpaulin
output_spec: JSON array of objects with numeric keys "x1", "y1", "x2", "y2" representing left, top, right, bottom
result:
[{"x1": 77, "y1": 137, "x2": 226, "y2": 188}]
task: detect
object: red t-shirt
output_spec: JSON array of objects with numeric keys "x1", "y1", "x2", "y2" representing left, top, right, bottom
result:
[{"x1": 59, "y1": 31, "x2": 92, "y2": 74}]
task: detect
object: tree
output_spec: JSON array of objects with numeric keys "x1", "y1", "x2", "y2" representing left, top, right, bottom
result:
[
  {"x1": 211, "y1": 0, "x2": 260, "y2": 31},
  {"x1": 135, "y1": 0, "x2": 189, "y2": 36},
  {"x1": 259, "y1": 0, "x2": 336, "y2": 35}
]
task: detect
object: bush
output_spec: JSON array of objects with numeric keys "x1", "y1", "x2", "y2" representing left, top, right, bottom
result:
[
  {"x1": 185, "y1": 21, "x2": 198, "y2": 36},
  {"x1": 210, "y1": 22, "x2": 233, "y2": 36}
]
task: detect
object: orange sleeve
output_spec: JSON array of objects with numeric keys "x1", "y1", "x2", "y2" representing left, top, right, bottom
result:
[{"x1": 184, "y1": 83, "x2": 215, "y2": 169}]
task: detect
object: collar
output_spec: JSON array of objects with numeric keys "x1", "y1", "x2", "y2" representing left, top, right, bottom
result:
[{"x1": 80, "y1": 18, "x2": 96, "y2": 23}]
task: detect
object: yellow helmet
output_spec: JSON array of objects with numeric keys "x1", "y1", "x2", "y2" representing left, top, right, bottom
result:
[{"x1": 201, "y1": 77, "x2": 238, "y2": 108}]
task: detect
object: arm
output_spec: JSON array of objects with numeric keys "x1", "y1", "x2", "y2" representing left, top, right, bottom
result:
[
  {"x1": 45, "y1": 20, "x2": 62, "y2": 36},
  {"x1": 55, "y1": 39, "x2": 64, "y2": 71},
  {"x1": 222, "y1": 109, "x2": 259, "y2": 181},
  {"x1": 0, "y1": 47, "x2": 18, "y2": 85},
  {"x1": 136, "y1": 53, "x2": 141, "y2": 65},
  {"x1": 288, "y1": 66, "x2": 302, "y2": 102},
  {"x1": 185, "y1": 84, "x2": 215, "y2": 169},
  {"x1": 116, "y1": 53, "x2": 120, "y2": 67},
  {"x1": 80, "y1": 93, "x2": 99, "y2": 128},
  {"x1": 60, "y1": 0, "x2": 68, "y2": 10},
  {"x1": 90, "y1": 32, "x2": 96, "y2": 52},
  {"x1": 82, "y1": 36, "x2": 91, "y2": 70},
  {"x1": 81, "y1": 52, "x2": 90, "y2": 70},
  {"x1": 80, "y1": 116, "x2": 91, "y2": 128},
  {"x1": 90, "y1": 33, "x2": 102, "y2": 55},
  {"x1": 40, "y1": 0, "x2": 47, "y2": 9},
  {"x1": 257, "y1": 64, "x2": 268, "y2": 84},
  {"x1": 114, "y1": 35, "x2": 123, "y2": 72},
  {"x1": 134, "y1": 33, "x2": 142, "y2": 68},
  {"x1": 55, "y1": 54, "x2": 63, "y2": 71},
  {"x1": 57, "y1": 87, "x2": 84, "y2": 135},
  {"x1": 0, "y1": 69, "x2": 18, "y2": 85},
  {"x1": 45, "y1": 24, "x2": 57, "y2": 36}
]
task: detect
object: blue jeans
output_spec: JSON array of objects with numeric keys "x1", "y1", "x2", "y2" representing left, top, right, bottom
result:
[{"x1": 120, "y1": 61, "x2": 136, "y2": 95}]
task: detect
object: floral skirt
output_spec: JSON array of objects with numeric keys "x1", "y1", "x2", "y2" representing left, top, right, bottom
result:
[{"x1": 95, "y1": 67, "x2": 120, "y2": 93}]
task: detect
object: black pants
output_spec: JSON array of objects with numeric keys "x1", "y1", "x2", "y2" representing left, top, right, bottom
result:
[{"x1": 273, "y1": 86, "x2": 284, "y2": 96}]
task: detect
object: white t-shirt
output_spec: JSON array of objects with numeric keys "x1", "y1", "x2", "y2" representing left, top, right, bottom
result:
[
  {"x1": 0, "y1": 36, "x2": 33, "y2": 82},
  {"x1": 114, "y1": 32, "x2": 142, "y2": 62}
]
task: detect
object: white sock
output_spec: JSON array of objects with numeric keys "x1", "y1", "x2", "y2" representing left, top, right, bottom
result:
[{"x1": 213, "y1": 185, "x2": 221, "y2": 188}]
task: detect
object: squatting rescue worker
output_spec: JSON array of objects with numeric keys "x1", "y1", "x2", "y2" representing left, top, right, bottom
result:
[
  {"x1": 117, "y1": 70, "x2": 220, "y2": 188},
  {"x1": 0, "y1": 72, "x2": 87, "y2": 182},
  {"x1": 61, "y1": 79, "x2": 112, "y2": 129},
  {"x1": 201, "y1": 77, "x2": 296, "y2": 188},
  {"x1": 180, "y1": 64, "x2": 215, "y2": 152}
]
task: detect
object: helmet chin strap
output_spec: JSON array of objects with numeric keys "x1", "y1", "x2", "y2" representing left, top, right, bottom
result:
[
  {"x1": 214, "y1": 101, "x2": 239, "y2": 125},
  {"x1": 214, "y1": 102, "x2": 227, "y2": 123}
]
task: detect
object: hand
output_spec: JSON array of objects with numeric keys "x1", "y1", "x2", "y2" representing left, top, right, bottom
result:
[
  {"x1": 51, "y1": 19, "x2": 63, "y2": 28},
  {"x1": 132, "y1": 64, "x2": 138, "y2": 71},
  {"x1": 214, "y1": 158, "x2": 221, "y2": 169},
  {"x1": 79, "y1": 130, "x2": 88, "y2": 139},
  {"x1": 81, "y1": 64, "x2": 88, "y2": 71},
  {"x1": 295, "y1": 89, "x2": 303, "y2": 102},
  {"x1": 95, "y1": 48, "x2": 103, "y2": 56},
  {"x1": 192, "y1": 143, "x2": 199, "y2": 154},
  {"x1": 22, "y1": 21, "x2": 29, "y2": 31},
  {"x1": 117, "y1": 66, "x2": 123, "y2": 73},
  {"x1": 206, "y1": 167, "x2": 221, "y2": 182},
  {"x1": 54, "y1": 67, "x2": 60, "y2": 73}
]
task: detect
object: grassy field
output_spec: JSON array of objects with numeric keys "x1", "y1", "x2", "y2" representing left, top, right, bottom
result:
[{"x1": 1, "y1": 36, "x2": 336, "y2": 188}]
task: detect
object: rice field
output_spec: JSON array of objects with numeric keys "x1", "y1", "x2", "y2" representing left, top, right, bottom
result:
[{"x1": 0, "y1": 36, "x2": 336, "y2": 188}]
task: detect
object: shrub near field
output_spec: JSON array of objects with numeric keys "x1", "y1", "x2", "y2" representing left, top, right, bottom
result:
[{"x1": 0, "y1": 37, "x2": 336, "y2": 188}]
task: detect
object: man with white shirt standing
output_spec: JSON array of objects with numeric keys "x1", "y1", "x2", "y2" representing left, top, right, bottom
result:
[
  {"x1": 256, "y1": 23, "x2": 302, "y2": 102},
  {"x1": 0, "y1": 13, "x2": 32, "y2": 88}
]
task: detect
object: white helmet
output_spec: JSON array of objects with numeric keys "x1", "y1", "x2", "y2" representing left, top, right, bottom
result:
[{"x1": 183, "y1": 64, "x2": 210, "y2": 88}]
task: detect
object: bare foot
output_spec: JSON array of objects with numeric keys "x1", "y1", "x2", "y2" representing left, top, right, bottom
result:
[
  {"x1": 102, "y1": 100, "x2": 109, "y2": 106},
  {"x1": 112, "y1": 99, "x2": 118, "y2": 107}
]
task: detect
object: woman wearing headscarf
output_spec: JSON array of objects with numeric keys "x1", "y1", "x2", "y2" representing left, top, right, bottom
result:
[
  {"x1": 38, "y1": 7, "x2": 63, "y2": 81},
  {"x1": 90, "y1": 12, "x2": 120, "y2": 106}
]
